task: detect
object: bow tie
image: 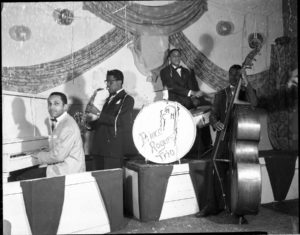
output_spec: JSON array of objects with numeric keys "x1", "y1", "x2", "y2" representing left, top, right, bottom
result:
[
  {"x1": 51, "y1": 118, "x2": 57, "y2": 122},
  {"x1": 175, "y1": 66, "x2": 182, "y2": 71}
]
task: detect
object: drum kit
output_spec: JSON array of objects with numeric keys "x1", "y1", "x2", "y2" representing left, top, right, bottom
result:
[{"x1": 132, "y1": 100, "x2": 211, "y2": 164}]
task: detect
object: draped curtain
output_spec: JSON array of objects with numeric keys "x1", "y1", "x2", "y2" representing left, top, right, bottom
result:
[
  {"x1": 2, "y1": 0, "x2": 269, "y2": 95},
  {"x1": 83, "y1": 1, "x2": 208, "y2": 83},
  {"x1": 82, "y1": 1, "x2": 208, "y2": 36},
  {"x1": 2, "y1": 27, "x2": 132, "y2": 94},
  {"x1": 257, "y1": 38, "x2": 298, "y2": 150}
]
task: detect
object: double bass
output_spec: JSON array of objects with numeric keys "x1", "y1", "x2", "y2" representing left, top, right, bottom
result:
[{"x1": 211, "y1": 45, "x2": 262, "y2": 219}]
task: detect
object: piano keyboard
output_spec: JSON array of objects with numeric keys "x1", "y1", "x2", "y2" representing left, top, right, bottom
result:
[
  {"x1": 3, "y1": 136, "x2": 49, "y2": 182},
  {"x1": 3, "y1": 153, "x2": 38, "y2": 173}
]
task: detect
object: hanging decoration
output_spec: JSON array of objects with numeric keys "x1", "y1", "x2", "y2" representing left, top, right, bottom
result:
[
  {"x1": 82, "y1": 1, "x2": 207, "y2": 36},
  {"x1": 53, "y1": 8, "x2": 74, "y2": 25},
  {"x1": 216, "y1": 21, "x2": 234, "y2": 36},
  {"x1": 9, "y1": 25, "x2": 31, "y2": 41},
  {"x1": 248, "y1": 32, "x2": 264, "y2": 49},
  {"x1": 2, "y1": 27, "x2": 133, "y2": 94}
]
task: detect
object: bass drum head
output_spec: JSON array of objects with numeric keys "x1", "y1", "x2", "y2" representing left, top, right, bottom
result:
[{"x1": 132, "y1": 100, "x2": 196, "y2": 164}]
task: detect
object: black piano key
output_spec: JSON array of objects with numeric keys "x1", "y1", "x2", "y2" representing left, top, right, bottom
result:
[{"x1": 10, "y1": 153, "x2": 28, "y2": 158}]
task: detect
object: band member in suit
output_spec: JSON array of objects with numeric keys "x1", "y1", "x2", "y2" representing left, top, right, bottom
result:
[
  {"x1": 16, "y1": 92, "x2": 86, "y2": 180},
  {"x1": 160, "y1": 48, "x2": 213, "y2": 156},
  {"x1": 88, "y1": 69, "x2": 135, "y2": 170},
  {"x1": 210, "y1": 64, "x2": 258, "y2": 132},
  {"x1": 160, "y1": 48, "x2": 203, "y2": 109},
  {"x1": 195, "y1": 64, "x2": 257, "y2": 223}
]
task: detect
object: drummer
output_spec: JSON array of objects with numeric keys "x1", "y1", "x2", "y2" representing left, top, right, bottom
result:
[{"x1": 160, "y1": 48, "x2": 213, "y2": 156}]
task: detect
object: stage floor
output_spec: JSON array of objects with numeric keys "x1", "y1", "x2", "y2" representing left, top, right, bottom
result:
[{"x1": 110, "y1": 199, "x2": 298, "y2": 234}]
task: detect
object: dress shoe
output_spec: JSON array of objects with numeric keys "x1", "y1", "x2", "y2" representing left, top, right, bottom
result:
[
  {"x1": 195, "y1": 207, "x2": 210, "y2": 218},
  {"x1": 238, "y1": 215, "x2": 248, "y2": 225}
]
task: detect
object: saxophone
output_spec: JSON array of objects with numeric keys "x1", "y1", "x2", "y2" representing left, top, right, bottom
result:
[{"x1": 74, "y1": 88, "x2": 103, "y2": 132}]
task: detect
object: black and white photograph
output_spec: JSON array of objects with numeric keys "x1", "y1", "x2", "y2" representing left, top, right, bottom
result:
[{"x1": 2, "y1": 1, "x2": 298, "y2": 234}]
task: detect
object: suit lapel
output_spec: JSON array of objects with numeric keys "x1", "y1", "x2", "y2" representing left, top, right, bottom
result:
[
  {"x1": 171, "y1": 66, "x2": 189, "y2": 87},
  {"x1": 106, "y1": 90, "x2": 125, "y2": 107},
  {"x1": 170, "y1": 66, "x2": 181, "y2": 80}
]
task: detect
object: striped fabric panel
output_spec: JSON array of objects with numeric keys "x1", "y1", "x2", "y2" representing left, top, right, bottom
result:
[{"x1": 2, "y1": 27, "x2": 133, "y2": 94}]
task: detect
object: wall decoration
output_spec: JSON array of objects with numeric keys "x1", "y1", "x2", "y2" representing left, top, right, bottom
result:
[
  {"x1": 216, "y1": 21, "x2": 234, "y2": 36},
  {"x1": 9, "y1": 25, "x2": 31, "y2": 41},
  {"x1": 248, "y1": 33, "x2": 264, "y2": 49},
  {"x1": 82, "y1": 1, "x2": 207, "y2": 36},
  {"x1": 2, "y1": 27, "x2": 133, "y2": 94},
  {"x1": 53, "y1": 8, "x2": 74, "y2": 25}
]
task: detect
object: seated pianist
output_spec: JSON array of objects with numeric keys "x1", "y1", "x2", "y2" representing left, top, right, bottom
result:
[{"x1": 13, "y1": 92, "x2": 86, "y2": 181}]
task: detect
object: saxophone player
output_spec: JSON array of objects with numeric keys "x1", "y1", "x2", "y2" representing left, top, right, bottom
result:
[{"x1": 86, "y1": 70, "x2": 135, "y2": 170}]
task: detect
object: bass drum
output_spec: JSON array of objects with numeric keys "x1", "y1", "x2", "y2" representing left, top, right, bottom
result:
[{"x1": 132, "y1": 100, "x2": 196, "y2": 164}]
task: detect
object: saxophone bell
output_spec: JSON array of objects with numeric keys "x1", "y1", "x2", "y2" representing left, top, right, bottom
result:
[{"x1": 84, "y1": 88, "x2": 103, "y2": 130}]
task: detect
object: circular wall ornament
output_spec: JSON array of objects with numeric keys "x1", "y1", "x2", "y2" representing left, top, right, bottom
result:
[
  {"x1": 248, "y1": 33, "x2": 264, "y2": 49},
  {"x1": 216, "y1": 21, "x2": 234, "y2": 36},
  {"x1": 9, "y1": 25, "x2": 31, "y2": 41},
  {"x1": 53, "y1": 8, "x2": 74, "y2": 25}
]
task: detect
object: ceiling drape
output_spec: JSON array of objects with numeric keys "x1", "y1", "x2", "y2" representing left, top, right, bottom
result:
[
  {"x1": 83, "y1": 1, "x2": 208, "y2": 83},
  {"x1": 2, "y1": 1, "x2": 268, "y2": 94},
  {"x1": 82, "y1": 1, "x2": 207, "y2": 36},
  {"x1": 2, "y1": 27, "x2": 133, "y2": 94}
]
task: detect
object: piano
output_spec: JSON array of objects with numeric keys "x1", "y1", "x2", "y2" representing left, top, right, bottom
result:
[{"x1": 3, "y1": 136, "x2": 49, "y2": 183}]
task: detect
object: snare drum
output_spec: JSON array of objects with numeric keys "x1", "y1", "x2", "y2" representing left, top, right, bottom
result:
[
  {"x1": 190, "y1": 105, "x2": 211, "y2": 128},
  {"x1": 132, "y1": 100, "x2": 196, "y2": 164}
]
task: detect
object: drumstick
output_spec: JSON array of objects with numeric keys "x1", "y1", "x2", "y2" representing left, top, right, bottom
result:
[
  {"x1": 154, "y1": 87, "x2": 218, "y2": 96},
  {"x1": 154, "y1": 88, "x2": 173, "y2": 92},
  {"x1": 202, "y1": 91, "x2": 217, "y2": 97}
]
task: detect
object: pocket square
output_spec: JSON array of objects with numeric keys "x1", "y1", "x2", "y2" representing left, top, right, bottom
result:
[{"x1": 116, "y1": 100, "x2": 121, "y2": 104}]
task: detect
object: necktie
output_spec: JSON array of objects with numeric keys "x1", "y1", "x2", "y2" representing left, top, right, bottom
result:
[
  {"x1": 230, "y1": 86, "x2": 235, "y2": 96},
  {"x1": 108, "y1": 93, "x2": 116, "y2": 103},
  {"x1": 51, "y1": 118, "x2": 57, "y2": 131}
]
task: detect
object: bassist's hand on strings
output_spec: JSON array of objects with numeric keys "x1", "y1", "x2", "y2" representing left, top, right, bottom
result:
[
  {"x1": 191, "y1": 90, "x2": 203, "y2": 98},
  {"x1": 241, "y1": 69, "x2": 249, "y2": 86},
  {"x1": 213, "y1": 121, "x2": 224, "y2": 131}
]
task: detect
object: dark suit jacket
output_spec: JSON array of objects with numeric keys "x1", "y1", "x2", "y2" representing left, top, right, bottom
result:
[
  {"x1": 90, "y1": 89, "x2": 135, "y2": 158},
  {"x1": 160, "y1": 65, "x2": 199, "y2": 110},
  {"x1": 209, "y1": 84, "x2": 258, "y2": 159},
  {"x1": 209, "y1": 84, "x2": 258, "y2": 127}
]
